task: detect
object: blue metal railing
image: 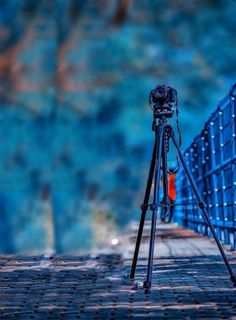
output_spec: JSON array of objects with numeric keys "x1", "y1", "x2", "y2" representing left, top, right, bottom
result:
[{"x1": 175, "y1": 83, "x2": 236, "y2": 249}]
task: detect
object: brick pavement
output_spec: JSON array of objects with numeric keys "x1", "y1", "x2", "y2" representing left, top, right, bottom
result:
[{"x1": 0, "y1": 222, "x2": 236, "y2": 319}]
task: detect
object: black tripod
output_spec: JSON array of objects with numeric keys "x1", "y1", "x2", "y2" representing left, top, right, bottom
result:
[{"x1": 130, "y1": 115, "x2": 236, "y2": 290}]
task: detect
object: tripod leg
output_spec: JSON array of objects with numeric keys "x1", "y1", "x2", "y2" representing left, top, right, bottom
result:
[
  {"x1": 143, "y1": 124, "x2": 164, "y2": 290},
  {"x1": 161, "y1": 131, "x2": 170, "y2": 222},
  {"x1": 170, "y1": 131, "x2": 236, "y2": 286},
  {"x1": 130, "y1": 135, "x2": 157, "y2": 280}
]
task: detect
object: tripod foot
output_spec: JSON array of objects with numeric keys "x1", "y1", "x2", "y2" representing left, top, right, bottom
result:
[
  {"x1": 143, "y1": 283, "x2": 151, "y2": 294},
  {"x1": 129, "y1": 279, "x2": 138, "y2": 290},
  {"x1": 230, "y1": 276, "x2": 236, "y2": 287},
  {"x1": 143, "y1": 280, "x2": 151, "y2": 290}
]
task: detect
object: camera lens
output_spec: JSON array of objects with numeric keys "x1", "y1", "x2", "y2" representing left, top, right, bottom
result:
[{"x1": 153, "y1": 85, "x2": 168, "y2": 101}]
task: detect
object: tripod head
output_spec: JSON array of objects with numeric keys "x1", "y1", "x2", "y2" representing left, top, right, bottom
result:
[{"x1": 150, "y1": 85, "x2": 181, "y2": 176}]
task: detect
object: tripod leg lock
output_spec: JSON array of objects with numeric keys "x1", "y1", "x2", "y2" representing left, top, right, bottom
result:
[
  {"x1": 198, "y1": 202, "x2": 205, "y2": 209},
  {"x1": 151, "y1": 204, "x2": 158, "y2": 211},
  {"x1": 140, "y1": 204, "x2": 149, "y2": 210}
]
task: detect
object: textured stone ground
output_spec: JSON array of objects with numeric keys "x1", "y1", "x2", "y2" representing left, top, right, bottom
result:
[{"x1": 1, "y1": 222, "x2": 236, "y2": 319}]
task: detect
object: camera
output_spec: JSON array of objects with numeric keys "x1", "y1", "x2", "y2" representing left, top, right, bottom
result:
[{"x1": 149, "y1": 85, "x2": 177, "y2": 118}]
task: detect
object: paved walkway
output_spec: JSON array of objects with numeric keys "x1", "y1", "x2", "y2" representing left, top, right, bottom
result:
[{"x1": 1, "y1": 223, "x2": 236, "y2": 319}]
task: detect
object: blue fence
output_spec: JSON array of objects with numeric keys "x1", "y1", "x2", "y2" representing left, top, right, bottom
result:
[{"x1": 175, "y1": 83, "x2": 236, "y2": 249}]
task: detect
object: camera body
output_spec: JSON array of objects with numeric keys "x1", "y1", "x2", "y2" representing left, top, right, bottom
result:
[{"x1": 149, "y1": 85, "x2": 177, "y2": 118}]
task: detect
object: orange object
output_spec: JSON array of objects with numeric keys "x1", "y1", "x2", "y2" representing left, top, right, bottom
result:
[{"x1": 168, "y1": 174, "x2": 176, "y2": 201}]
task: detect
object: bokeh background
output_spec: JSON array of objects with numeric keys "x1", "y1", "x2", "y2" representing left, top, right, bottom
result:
[{"x1": 0, "y1": 0, "x2": 236, "y2": 253}]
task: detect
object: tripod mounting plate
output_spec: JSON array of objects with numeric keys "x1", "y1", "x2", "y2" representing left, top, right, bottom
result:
[{"x1": 153, "y1": 107, "x2": 174, "y2": 119}]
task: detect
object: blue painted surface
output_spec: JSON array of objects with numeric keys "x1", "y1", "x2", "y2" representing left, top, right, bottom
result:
[{"x1": 175, "y1": 84, "x2": 236, "y2": 249}]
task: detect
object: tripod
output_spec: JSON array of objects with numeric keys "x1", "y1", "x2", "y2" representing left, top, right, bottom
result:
[{"x1": 130, "y1": 116, "x2": 236, "y2": 290}]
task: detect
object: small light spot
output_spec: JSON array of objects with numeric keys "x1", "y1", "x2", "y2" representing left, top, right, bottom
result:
[{"x1": 111, "y1": 238, "x2": 119, "y2": 246}]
